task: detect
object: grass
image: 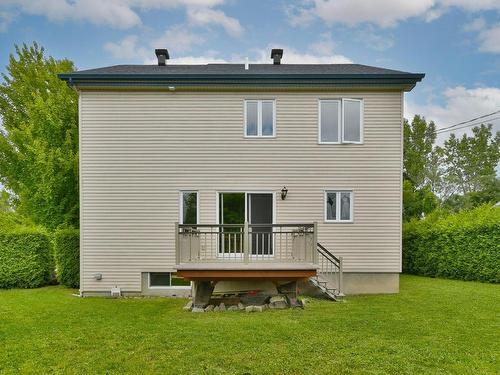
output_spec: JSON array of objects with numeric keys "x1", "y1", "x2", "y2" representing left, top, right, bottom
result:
[{"x1": 0, "y1": 275, "x2": 498, "y2": 374}]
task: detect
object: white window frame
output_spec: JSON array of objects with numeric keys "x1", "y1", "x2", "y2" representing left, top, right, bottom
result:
[
  {"x1": 148, "y1": 272, "x2": 191, "y2": 290},
  {"x1": 318, "y1": 98, "x2": 363, "y2": 145},
  {"x1": 341, "y1": 98, "x2": 364, "y2": 144},
  {"x1": 244, "y1": 99, "x2": 276, "y2": 138},
  {"x1": 318, "y1": 99, "x2": 341, "y2": 144},
  {"x1": 179, "y1": 190, "x2": 199, "y2": 224},
  {"x1": 324, "y1": 190, "x2": 354, "y2": 223}
]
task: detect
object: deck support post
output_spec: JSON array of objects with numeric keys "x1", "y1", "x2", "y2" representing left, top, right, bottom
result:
[
  {"x1": 277, "y1": 280, "x2": 302, "y2": 308},
  {"x1": 192, "y1": 280, "x2": 216, "y2": 308}
]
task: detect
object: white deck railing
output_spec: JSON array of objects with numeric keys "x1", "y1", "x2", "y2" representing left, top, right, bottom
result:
[{"x1": 175, "y1": 222, "x2": 318, "y2": 264}]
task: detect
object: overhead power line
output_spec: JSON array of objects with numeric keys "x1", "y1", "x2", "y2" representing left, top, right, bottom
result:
[
  {"x1": 435, "y1": 109, "x2": 500, "y2": 133},
  {"x1": 436, "y1": 115, "x2": 500, "y2": 134}
]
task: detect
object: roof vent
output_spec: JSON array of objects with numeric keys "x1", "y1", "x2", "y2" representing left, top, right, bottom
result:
[
  {"x1": 155, "y1": 49, "x2": 170, "y2": 66},
  {"x1": 271, "y1": 49, "x2": 283, "y2": 65}
]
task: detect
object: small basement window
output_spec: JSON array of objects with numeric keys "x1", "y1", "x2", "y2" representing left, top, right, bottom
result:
[
  {"x1": 245, "y1": 100, "x2": 275, "y2": 137},
  {"x1": 325, "y1": 190, "x2": 354, "y2": 222},
  {"x1": 149, "y1": 272, "x2": 191, "y2": 288}
]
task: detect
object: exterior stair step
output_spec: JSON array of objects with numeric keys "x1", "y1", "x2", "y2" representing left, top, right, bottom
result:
[{"x1": 309, "y1": 277, "x2": 342, "y2": 301}]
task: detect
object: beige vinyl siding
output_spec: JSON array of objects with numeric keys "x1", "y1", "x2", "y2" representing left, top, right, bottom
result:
[{"x1": 80, "y1": 90, "x2": 403, "y2": 292}]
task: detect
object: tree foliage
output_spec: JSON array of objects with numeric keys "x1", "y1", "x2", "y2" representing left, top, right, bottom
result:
[
  {"x1": 442, "y1": 176, "x2": 500, "y2": 212},
  {"x1": 403, "y1": 115, "x2": 438, "y2": 189},
  {"x1": 403, "y1": 115, "x2": 499, "y2": 219},
  {"x1": 0, "y1": 43, "x2": 78, "y2": 229},
  {"x1": 438, "y1": 124, "x2": 500, "y2": 197},
  {"x1": 0, "y1": 190, "x2": 11, "y2": 212},
  {"x1": 403, "y1": 115, "x2": 440, "y2": 220},
  {"x1": 403, "y1": 180, "x2": 439, "y2": 221}
]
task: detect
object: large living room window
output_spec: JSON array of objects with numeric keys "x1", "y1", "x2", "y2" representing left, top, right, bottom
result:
[
  {"x1": 325, "y1": 190, "x2": 353, "y2": 222},
  {"x1": 245, "y1": 100, "x2": 275, "y2": 137},
  {"x1": 319, "y1": 99, "x2": 363, "y2": 144}
]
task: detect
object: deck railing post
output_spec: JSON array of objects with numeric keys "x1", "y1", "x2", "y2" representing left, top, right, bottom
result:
[
  {"x1": 313, "y1": 221, "x2": 318, "y2": 264},
  {"x1": 243, "y1": 221, "x2": 249, "y2": 264},
  {"x1": 175, "y1": 222, "x2": 180, "y2": 265}
]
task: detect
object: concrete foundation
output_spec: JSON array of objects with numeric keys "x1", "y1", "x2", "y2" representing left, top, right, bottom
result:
[
  {"x1": 81, "y1": 272, "x2": 399, "y2": 297},
  {"x1": 342, "y1": 273, "x2": 399, "y2": 294},
  {"x1": 299, "y1": 272, "x2": 399, "y2": 296}
]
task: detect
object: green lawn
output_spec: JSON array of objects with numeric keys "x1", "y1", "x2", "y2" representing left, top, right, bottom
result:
[{"x1": 0, "y1": 275, "x2": 498, "y2": 374}]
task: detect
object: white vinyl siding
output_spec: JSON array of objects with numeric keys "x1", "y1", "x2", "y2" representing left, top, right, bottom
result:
[
  {"x1": 319, "y1": 98, "x2": 363, "y2": 144},
  {"x1": 325, "y1": 190, "x2": 354, "y2": 223},
  {"x1": 244, "y1": 100, "x2": 275, "y2": 137},
  {"x1": 79, "y1": 90, "x2": 403, "y2": 293}
]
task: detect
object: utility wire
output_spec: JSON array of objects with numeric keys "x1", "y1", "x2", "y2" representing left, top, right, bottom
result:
[
  {"x1": 436, "y1": 116, "x2": 500, "y2": 134},
  {"x1": 435, "y1": 110, "x2": 500, "y2": 133}
]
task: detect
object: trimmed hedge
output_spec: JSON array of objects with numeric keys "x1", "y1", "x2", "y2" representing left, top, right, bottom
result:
[
  {"x1": 403, "y1": 205, "x2": 500, "y2": 283},
  {"x1": 0, "y1": 229, "x2": 53, "y2": 288},
  {"x1": 54, "y1": 229, "x2": 79, "y2": 288}
]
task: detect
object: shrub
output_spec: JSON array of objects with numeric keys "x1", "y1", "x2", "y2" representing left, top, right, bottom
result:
[
  {"x1": 403, "y1": 205, "x2": 500, "y2": 283},
  {"x1": 0, "y1": 211, "x2": 37, "y2": 232},
  {"x1": 54, "y1": 229, "x2": 79, "y2": 288},
  {"x1": 0, "y1": 229, "x2": 53, "y2": 288}
]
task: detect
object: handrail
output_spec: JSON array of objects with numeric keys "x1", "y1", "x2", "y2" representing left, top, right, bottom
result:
[
  {"x1": 176, "y1": 222, "x2": 316, "y2": 264},
  {"x1": 317, "y1": 242, "x2": 340, "y2": 264},
  {"x1": 178, "y1": 223, "x2": 314, "y2": 228},
  {"x1": 315, "y1": 242, "x2": 343, "y2": 296}
]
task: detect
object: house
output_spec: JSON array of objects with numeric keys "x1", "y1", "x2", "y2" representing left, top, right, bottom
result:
[{"x1": 59, "y1": 49, "x2": 424, "y2": 304}]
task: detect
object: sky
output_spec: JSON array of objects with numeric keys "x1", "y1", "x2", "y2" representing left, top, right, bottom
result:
[{"x1": 0, "y1": 0, "x2": 499, "y2": 144}]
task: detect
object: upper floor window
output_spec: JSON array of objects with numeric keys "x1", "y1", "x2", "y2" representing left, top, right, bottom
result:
[
  {"x1": 245, "y1": 100, "x2": 275, "y2": 137},
  {"x1": 319, "y1": 99, "x2": 363, "y2": 144}
]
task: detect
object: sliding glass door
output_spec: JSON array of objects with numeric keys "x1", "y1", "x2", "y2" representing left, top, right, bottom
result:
[
  {"x1": 218, "y1": 192, "x2": 273, "y2": 256},
  {"x1": 219, "y1": 193, "x2": 245, "y2": 254},
  {"x1": 248, "y1": 193, "x2": 273, "y2": 255}
]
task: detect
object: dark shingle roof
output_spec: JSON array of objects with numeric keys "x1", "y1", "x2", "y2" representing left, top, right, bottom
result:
[
  {"x1": 59, "y1": 63, "x2": 424, "y2": 90},
  {"x1": 68, "y1": 63, "x2": 415, "y2": 76}
]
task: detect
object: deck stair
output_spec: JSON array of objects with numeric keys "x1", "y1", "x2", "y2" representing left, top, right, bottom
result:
[{"x1": 310, "y1": 242, "x2": 344, "y2": 301}]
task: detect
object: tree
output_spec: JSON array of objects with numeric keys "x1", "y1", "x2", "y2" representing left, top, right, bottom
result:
[
  {"x1": 403, "y1": 115, "x2": 441, "y2": 220},
  {"x1": 0, "y1": 190, "x2": 11, "y2": 212},
  {"x1": 403, "y1": 115, "x2": 438, "y2": 189},
  {"x1": 442, "y1": 176, "x2": 500, "y2": 212},
  {"x1": 0, "y1": 43, "x2": 78, "y2": 229},
  {"x1": 439, "y1": 124, "x2": 500, "y2": 197},
  {"x1": 403, "y1": 179, "x2": 439, "y2": 221}
]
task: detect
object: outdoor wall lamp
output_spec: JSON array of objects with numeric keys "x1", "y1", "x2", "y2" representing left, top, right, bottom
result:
[{"x1": 281, "y1": 186, "x2": 288, "y2": 200}]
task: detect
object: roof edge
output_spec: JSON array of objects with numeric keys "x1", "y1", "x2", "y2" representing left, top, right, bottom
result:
[{"x1": 59, "y1": 72, "x2": 425, "y2": 82}]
